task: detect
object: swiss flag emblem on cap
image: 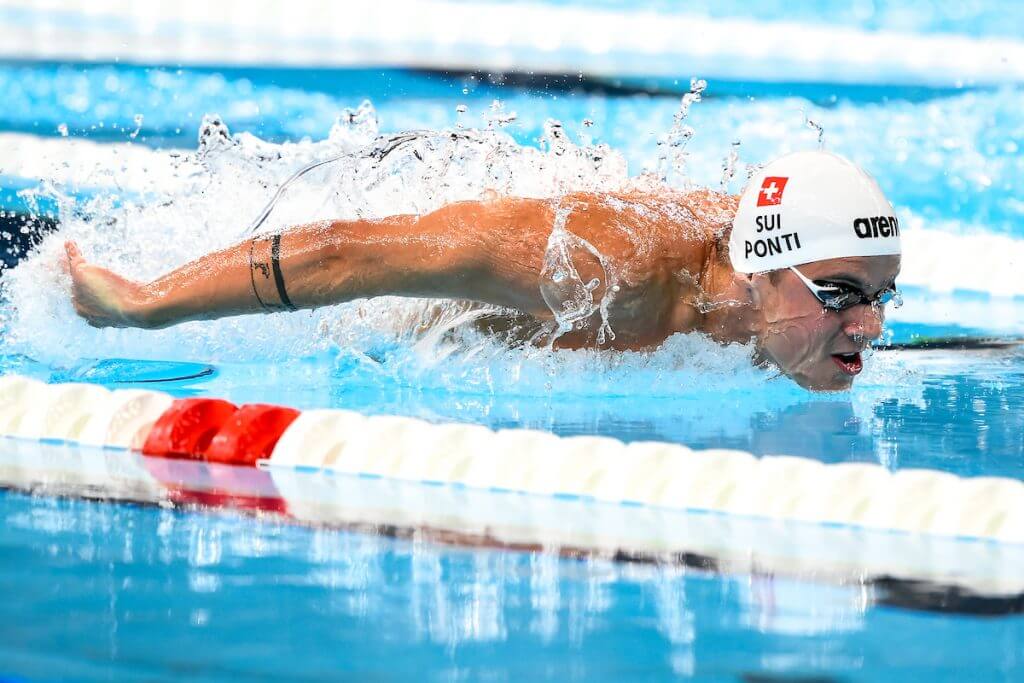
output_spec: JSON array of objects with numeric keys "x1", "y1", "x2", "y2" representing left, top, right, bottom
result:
[{"x1": 756, "y1": 176, "x2": 788, "y2": 206}]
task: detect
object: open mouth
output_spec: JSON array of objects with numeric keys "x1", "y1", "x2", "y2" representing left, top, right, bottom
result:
[{"x1": 831, "y1": 352, "x2": 863, "y2": 375}]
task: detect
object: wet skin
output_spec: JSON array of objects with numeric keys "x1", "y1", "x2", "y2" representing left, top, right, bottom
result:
[
  {"x1": 744, "y1": 256, "x2": 900, "y2": 391},
  {"x1": 63, "y1": 191, "x2": 900, "y2": 391}
]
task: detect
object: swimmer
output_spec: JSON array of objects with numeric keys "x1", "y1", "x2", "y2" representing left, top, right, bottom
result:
[{"x1": 65, "y1": 150, "x2": 901, "y2": 391}]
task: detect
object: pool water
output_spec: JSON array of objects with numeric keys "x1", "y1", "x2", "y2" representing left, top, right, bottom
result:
[
  {"x1": 0, "y1": 489, "x2": 1020, "y2": 683},
  {"x1": 2, "y1": 16, "x2": 1024, "y2": 681}
]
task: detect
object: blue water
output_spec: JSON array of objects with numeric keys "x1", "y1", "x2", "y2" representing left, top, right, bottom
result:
[
  {"x1": 2, "y1": 63, "x2": 1023, "y2": 234},
  {"x1": 2, "y1": 13, "x2": 1024, "y2": 680},
  {"x1": 0, "y1": 490, "x2": 1020, "y2": 682}
]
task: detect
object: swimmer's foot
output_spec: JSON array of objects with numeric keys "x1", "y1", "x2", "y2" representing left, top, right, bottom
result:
[{"x1": 831, "y1": 351, "x2": 863, "y2": 376}]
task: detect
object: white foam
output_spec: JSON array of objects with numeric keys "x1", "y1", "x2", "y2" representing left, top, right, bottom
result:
[{"x1": 0, "y1": 132, "x2": 193, "y2": 195}]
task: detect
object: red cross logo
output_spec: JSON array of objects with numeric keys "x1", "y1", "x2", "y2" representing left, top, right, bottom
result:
[{"x1": 757, "y1": 176, "x2": 788, "y2": 206}]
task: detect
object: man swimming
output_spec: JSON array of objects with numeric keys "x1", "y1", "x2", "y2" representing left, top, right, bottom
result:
[{"x1": 65, "y1": 150, "x2": 901, "y2": 391}]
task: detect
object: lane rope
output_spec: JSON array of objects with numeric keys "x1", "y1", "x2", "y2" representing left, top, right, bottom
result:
[{"x1": 0, "y1": 373, "x2": 1020, "y2": 545}]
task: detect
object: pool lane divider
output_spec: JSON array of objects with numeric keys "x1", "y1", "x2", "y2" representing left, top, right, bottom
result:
[
  {"x1": 203, "y1": 404, "x2": 301, "y2": 466},
  {"x1": 141, "y1": 398, "x2": 239, "y2": 458},
  {"x1": 1, "y1": 373, "x2": 1023, "y2": 549}
]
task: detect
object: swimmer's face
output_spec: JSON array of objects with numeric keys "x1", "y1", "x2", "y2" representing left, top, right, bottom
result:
[{"x1": 754, "y1": 255, "x2": 901, "y2": 391}]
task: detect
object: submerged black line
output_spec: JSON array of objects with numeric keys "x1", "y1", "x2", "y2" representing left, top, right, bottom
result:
[
  {"x1": 118, "y1": 366, "x2": 216, "y2": 383},
  {"x1": 875, "y1": 337, "x2": 1024, "y2": 352}
]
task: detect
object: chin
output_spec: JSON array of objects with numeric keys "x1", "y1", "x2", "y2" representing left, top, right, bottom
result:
[{"x1": 790, "y1": 367, "x2": 856, "y2": 392}]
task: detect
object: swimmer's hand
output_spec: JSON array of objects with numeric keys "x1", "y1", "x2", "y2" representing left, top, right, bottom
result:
[{"x1": 65, "y1": 241, "x2": 148, "y2": 328}]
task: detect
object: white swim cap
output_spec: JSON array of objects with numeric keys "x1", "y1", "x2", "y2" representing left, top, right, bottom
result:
[{"x1": 728, "y1": 150, "x2": 901, "y2": 274}]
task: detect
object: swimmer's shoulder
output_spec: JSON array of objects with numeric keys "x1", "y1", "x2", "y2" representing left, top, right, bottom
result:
[
  {"x1": 601, "y1": 188, "x2": 737, "y2": 255},
  {"x1": 564, "y1": 188, "x2": 736, "y2": 232},
  {"x1": 547, "y1": 190, "x2": 727, "y2": 287}
]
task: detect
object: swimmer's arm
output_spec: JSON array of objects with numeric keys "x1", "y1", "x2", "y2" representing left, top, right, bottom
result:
[{"x1": 66, "y1": 199, "x2": 560, "y2": 329}]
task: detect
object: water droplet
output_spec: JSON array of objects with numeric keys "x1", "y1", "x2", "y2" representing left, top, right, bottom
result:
[
  {"x1": 720, "y1": 140, "x2": 741, "y2": 191},
  {"x1": 129, "y1": 113, "x2": 144, "y2": 140},
  {"x1": 484, "y1": 100, "x2": 517, "y2": 129},
  {"x1": 804, "y1": 112, "x2": 825, "y2": 149},
  {"x1": 57, "y1": 123, "x2": 68, "y2": 137},
  {"x1": 541, "y1": 119, "x2": 568, "y2": 156}
]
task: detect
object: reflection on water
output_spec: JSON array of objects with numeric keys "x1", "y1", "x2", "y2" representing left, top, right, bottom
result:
[{"x1": 0, "y1": 491, "x2": 1020, "y2": 681}]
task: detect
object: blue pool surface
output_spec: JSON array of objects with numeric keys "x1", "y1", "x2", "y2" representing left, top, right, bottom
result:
[
  {"x1": 0, "y1": 490, "x2": 1021, "y2": 683},
  {"x1": 2, "y1": 8, "x2": 1024, "y2": 679}
]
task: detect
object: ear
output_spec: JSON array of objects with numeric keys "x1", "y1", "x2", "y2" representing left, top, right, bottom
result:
[{"x1": 746, "y1": 272, "x2": 770, "y2": 309}]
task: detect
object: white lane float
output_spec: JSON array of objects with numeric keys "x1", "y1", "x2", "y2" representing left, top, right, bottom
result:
[
  {"x1": 789, "y1": 462, "x2": 891, "y2": 526},
  {"x1": 323, "y1": 414, "x2": 430, "y2": 478},
  {"x1": 590, "y1": 441, "x2": 691, "y2": 504},
  {"x1": 0, "y1": 377, "x2": 174, "y2": 447},
  {"x1": 389, "y1": 422, "x2": 493, "y2": 484},
  {"x1": 464, "y1": 428, "x2": 562, "y2": 492},
  {"x1": 652, "y1": 449, "x2": 758, "y2": 511},
  {"x1": 78, "y1": 389, "x2": 176, "y2": 449},
  {"x1": 5, "y1": 0, "x2": 1024, "y2": 88},
  {"x1": 10, "y1": 382, "x2": 112, "y2": 440},
  {"x1": 0, "y1": 375, "x2": 50, "y2": 436},
  {"x1": 267, "y1": 408, "x2": 367, "y2": 469}
]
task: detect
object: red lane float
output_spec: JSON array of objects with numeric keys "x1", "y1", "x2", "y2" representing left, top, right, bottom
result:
[
  {"x1": 141, "y1": 398, "x2": 238, "y2": 458},
  {"x1": 203, "y1": 404, "x2": 300, "y2": 466}
]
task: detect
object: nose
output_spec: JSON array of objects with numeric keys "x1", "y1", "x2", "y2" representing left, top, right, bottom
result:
[{"x1": 843, "y1": 304, "x2": 884, "y2": 344}]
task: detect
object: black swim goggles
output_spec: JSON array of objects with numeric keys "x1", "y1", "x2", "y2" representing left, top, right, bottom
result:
[{"x1": 788, "y1": 267, "x2": 901, "y2": 312}]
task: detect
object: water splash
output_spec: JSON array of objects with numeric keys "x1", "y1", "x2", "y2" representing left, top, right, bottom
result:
[
  {"x1": 657, "y1": 77, "x2": 707, "y2": 187},
  {"x1": 720, "y1": 140, "x2": 741, "y2": 191},
  {"x1": 540, "y1": 119, "x2": 569, "y2": 156},
  {"x1": 539, "y1": 203, "x2": 618, "y2": 345},
  {"x1": 483, "y1": 100, "x2": 517, "y2": 129},
  {"x1": 0, "y1": 96, "x2": 928, "y2": 400},
  {"x1": 1, "y1": 103, "x2": 653, "y2": 378}
]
